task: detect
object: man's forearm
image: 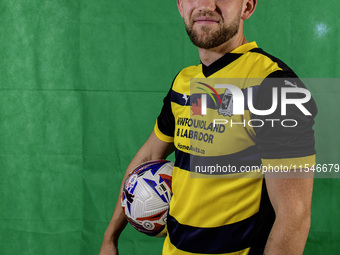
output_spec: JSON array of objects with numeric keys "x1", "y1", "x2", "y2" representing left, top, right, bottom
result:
[
  {"x1": 101, "y1": 131, "x2": 174, "y2": 247},
  {"x1": 264, "y1": 215, "x2": 310, "y2": 255},
  {"x1": 102, "y1": 150, "x2": 156, "y2": 243},
  {"x1": 102, "y1": 198, "x2": 128, "y2": 243}
]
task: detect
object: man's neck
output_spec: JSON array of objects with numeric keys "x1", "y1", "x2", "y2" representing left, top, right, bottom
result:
[{"x1": 198, "y1": 34, "x2": 248, "y2": 67}]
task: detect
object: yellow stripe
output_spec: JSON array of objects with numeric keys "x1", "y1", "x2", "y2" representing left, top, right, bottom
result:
[
  {"x1": 154, "y1": 121, "x2": 174, "y2": 143},
  {"x1": 169, "y1": 167, "x2": 262, "y2": 228},
  {"x1": 172, "y1": 102, "x2": 257, "y2": 156},
  {"x1": 210, "y1": 55, "x2": 282, "y2": 78},
  {"x1": 162, "y1": 236, "x2": 250, "y2": 255},
  {"x1": 230, "y1": 41, "x2": 258, "y2": 54}
]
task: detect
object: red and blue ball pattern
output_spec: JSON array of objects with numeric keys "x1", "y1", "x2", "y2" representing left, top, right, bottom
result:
[{"x1": 121, "y1": 160, "x2": 173, "y2": 237}]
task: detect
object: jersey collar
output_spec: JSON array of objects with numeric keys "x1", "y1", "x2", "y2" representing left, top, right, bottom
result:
[{"x1": 201, "y1": 41, "x2": 258, "y2": 77}]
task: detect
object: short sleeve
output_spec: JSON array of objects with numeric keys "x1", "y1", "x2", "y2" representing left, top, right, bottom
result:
[
  {"x1": 154, "y1": 81, "x2": 176, "y2": 143},
  {"x1": 252, "y1": 70, "x2": 318, "y2": 168}
]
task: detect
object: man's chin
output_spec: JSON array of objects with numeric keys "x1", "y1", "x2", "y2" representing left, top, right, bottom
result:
[
  {"x1": 193, "y1": 23, "x2": 219, "y2": 32},
  {"x1": 191, "y1": 40, "x2": 222, "y2": 50}
]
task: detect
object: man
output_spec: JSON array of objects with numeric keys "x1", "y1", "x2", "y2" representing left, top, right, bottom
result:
[{"x1": 100, "y1": 0, "x2": 317, "y2": 254}]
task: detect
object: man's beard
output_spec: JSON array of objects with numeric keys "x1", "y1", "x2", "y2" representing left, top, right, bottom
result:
[{"x1": 184, "y1": 13, "x2": 241, "y2": 49}]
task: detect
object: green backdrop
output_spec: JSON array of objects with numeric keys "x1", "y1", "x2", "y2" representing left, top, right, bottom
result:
[{"x1": 0, "y1": 0, "x2": 339, "y2": 254}]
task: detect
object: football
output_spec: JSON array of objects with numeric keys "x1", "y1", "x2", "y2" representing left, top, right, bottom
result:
[{"x1": 121, "y1": 160, "x2": 174, "y2": 237}]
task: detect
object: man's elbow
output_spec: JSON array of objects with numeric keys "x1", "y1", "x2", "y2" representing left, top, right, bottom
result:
[{"x1": 276, "y1": 202, "x2": 311, "y2": 235}]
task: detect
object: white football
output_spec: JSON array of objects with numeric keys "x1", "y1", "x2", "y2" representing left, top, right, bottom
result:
[{"x1": 121, "y1": 160, "x2": 173, "y2": 237}]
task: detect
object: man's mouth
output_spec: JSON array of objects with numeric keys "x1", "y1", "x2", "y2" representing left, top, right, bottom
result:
[{"x1": 194, "y1": 16, "x2": 219, "y2": 25}]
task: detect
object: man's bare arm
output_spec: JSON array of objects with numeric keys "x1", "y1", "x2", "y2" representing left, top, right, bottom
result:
[
  {"x1": 99, "y1": 130, "x2": 174, "y2": 255},
  {"x1": 264, "y1": 171, "x2": 313, "y2": 255}
]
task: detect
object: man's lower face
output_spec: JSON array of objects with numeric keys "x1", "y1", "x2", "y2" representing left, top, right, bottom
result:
[{"x1": 186, "y1": 21, "x2": 239, "y2": 49}]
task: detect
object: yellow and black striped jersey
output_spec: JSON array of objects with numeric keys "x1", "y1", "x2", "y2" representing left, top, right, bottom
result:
[{"x1": 154, "y1": 42, "x2": 317, "y2": 255}]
